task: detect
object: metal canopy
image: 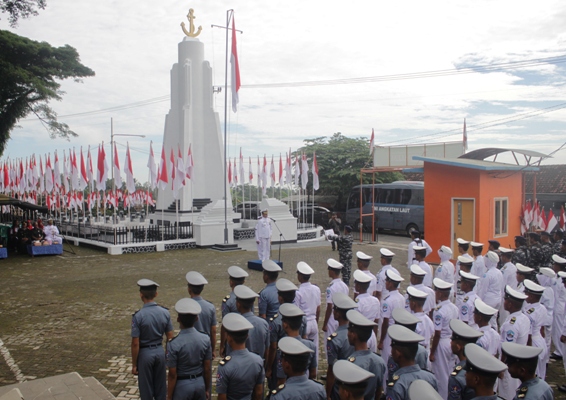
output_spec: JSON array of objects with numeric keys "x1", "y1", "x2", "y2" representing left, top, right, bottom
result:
[{"x1": 458, "y1": 148, "x2": 549, "y2": 166}]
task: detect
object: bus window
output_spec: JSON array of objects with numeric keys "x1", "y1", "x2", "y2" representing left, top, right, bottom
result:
[
  {"x1": 409, "y1": 189, "x2": 424, "y2": 206},
  {"x1": 399, "y1": 189, "x2": 412, "y2": 205},
  {"x1": 379, "y1": 189, "x2": 393, "y2": 204},
  {"x1": 347, "y1": 191, "x2": 360, "y2": 209}
]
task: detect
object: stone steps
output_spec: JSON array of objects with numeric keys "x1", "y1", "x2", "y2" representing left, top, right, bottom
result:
[{"x1": 0, "y1": 372, "x2": 114, "y2": 400}]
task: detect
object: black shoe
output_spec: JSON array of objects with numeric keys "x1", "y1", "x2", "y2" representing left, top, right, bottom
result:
[
  {"x1": 558, "y1": 385, "x2": 566, "y2": 393},
  {"x1": 550, "y1": 353, "x2": 563, "y2": 360}
]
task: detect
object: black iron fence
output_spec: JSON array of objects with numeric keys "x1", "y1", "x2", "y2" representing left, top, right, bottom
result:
[{"x1": 59, "y1": 223, "x2": 193, "y2": 245}]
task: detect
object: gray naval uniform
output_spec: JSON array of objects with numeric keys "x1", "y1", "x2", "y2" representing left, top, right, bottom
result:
[
  {"x1": 226, "y1": 311, "x2": 269, "y2": 359},
  {"x1": 259, "y1": 282, "x2": 280, "y2": 319},
  {"x1": 447, "y1": 360, "x2": 475, "y2": 400},
  {"x1": 327, "y1": 325, "x2": 355, "y2": 400},
  {"x1": 216, "y1": 349, "x2": 265, "y2": 400},
  {"x1": 387, "y1": 344, "x2": 428, "y2": 383},
  {"x1": 513, "y1": 377, "x2": 553, "y2": 400},
  {"x1": 222, "y1": 292, "x2": 254, "y2": 317},
  {"x1": 165, "y1": 328, "x2": 211, "y2": 400},
  {"x1": 269, "y1": 375, "x2": 326, "y2": 400},
  {"x1": 192, "y1": 296, "x2": 217, "y2": 336},
  {"x1": 349, "y1": 350, "x2": 387, "y2": 400},
  {"x1": 276, "y1": 336, "x2": 317, "y2": 380},
  {"x1": 131, "y1": 302, "x2": 173, "y2": 400},
  {"x1": 385, "y1": 364, "x2": 438, "y2": 400}
]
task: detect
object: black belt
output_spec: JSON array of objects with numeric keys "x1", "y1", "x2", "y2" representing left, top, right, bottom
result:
[
  {"x1": 177, "y1": 373, "x2": 203, "y2": 380},
  {"x1": 140, "y1": 344, "x2": 162, "y2": 349}
]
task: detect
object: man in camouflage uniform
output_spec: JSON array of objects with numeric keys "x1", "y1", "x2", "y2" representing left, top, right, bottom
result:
[
  {"x1": 540, "y1": 231, "x2": 554, "y2": 269},
  {"x1": 513, "y1": 235, "x2": 530, "y2": 267},
  {"x1": 553, "y1": 231, "x2": 564, "y2": 254},
  {"x1": 528, "y1": 232, "x2": 544, "y2": 272},
  {"x1": 330, "y1": 225, "x2": 354, "y2": 285}
]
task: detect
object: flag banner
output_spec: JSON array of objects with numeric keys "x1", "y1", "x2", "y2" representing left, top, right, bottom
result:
[
  {"x1": 294, "y1": 154, "x2": 300, "y2": 187},
  {"x1": 278, "y1": 154, "x2": 283, "y2": 186},
  {"x1": 158, "y1": 145, "x2": 169, "y2": 190},
  {"x1": 239, "y1": 148, "x2": 245, "y2": 185},
  {"x1": 270, "y1": 155, "x2": 275, "y2": 188},
  {"x1": 147, "y1": 142, "x2": 158, "y2": 190},
  {"x1": 186, "y1": 144, "x2": 194, "y2": 180},
  {"x1": 285, "y1": 149, "x2": 292, "y2": 185},
  {"x1": 369, "y1": 128, "x2": 375, "y2": 155},
  {"x1": 230, "y1": 16, "x2": 241, "y2": 113},
  {"x1": 301, "y1": 153, "x2": 309, "y2": 190},
  {"x1": 560, "y1": 205, "x2": 566, "y2": 230},
  {"x1": 312, "y1": 152, "x2": 319, "y2": 191},
  {"x1": 547, "y1": 209, "x2": 557, "y2": 232},
  {"x1": 249, "y1": 156, "x2": 253, "y2": 183},
  {"x1": 125, "y1": 143, "x2": 136, "y2": 193},
  {"x1": 113, "y1": 142, "x2": 122, "y2": 189}
]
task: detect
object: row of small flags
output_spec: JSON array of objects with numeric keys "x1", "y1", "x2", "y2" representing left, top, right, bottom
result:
[
  {"x1": 521, "y1": 200, "x2": 566, "y2": 234},
  {"x1": 227, "y1": 150, "x2": 319, "y2": 193}
]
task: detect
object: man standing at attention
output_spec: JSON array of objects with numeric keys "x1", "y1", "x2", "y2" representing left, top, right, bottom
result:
[
  {"x1": 186, "y1": 271, "x2": 217, "y2": 358},
  {"x1": 255, "y1": 209, "x2": 272, "y2": 261},
  {"x1": 407, "y1": 229, "x2": 432, "y2": 268},
  {"x1": 294, "y1": 261, "x2": 321, "y2": 361},
  {"x1": 131, "y1": 279, "x2": 174, "y2": 400},
  {"x1": 329, "y1": 225, "x2": 354, "y2": 285}
]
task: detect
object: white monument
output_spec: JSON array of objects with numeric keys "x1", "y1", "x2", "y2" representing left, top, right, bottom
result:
[{"x1": 153, "y1": 9, "x2": 239, "y2": 246}]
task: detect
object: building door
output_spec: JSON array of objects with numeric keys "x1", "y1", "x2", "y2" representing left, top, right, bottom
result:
[{"x1": 452, "y1": 199, "x2": 474, "y2": 254}]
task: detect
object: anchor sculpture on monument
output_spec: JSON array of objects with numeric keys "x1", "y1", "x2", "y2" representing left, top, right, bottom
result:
[{"x1": 181, "y1": 8, "x2": 202, "y2": 38}]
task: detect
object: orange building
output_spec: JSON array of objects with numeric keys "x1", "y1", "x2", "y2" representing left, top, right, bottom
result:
[{"x1": 412, "y1": 156, "x2": 538, "y2": 264}]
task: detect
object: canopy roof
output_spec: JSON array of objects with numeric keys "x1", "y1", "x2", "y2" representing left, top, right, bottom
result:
[
  {"x1": 0, "y1": 194, "x2": 48, "y2": 212},
  {"x1": 458, "y1": 148, "x2": 549, "y2": 166}
]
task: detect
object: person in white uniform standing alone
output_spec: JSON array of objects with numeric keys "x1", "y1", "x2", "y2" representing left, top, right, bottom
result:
[{"x1": 255, "y1": 209, "x2": 272, "y2": 261}]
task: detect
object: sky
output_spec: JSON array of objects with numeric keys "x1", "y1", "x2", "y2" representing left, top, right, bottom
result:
[{"x1": 2, "y1": 0, "x2": 566, "y2": 184}]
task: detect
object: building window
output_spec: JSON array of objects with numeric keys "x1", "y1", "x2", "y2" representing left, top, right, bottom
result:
[{"x1": 494, "y1": 198, "x2": 508, "y2": 236}]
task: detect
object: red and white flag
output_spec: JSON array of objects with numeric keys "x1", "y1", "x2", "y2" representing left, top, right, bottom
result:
[
  {"x1": 369, "y1": 128, "x2": 375, "y2": 155},
  {"x1": 79, "y1": 147, "x2": 88, "y2": 191},
  {"x1": 294, "y1": 154, "x2": 300, "y2": 187},
  {"x1": 301, "y1": 153, "x2": 309, "y2": 190},
  {"x1": 125, "y1": 142, "x2": 136, "y2": 193},
  {"x1": 186, "y1": 144, "x2": 194, "y2": 180},
  {"x1": 147, "y1": 142, "x2": 158, "y2": 190},
  {"x1": 524, "y1": 200, "x2": 532, "y2": 228},
  {"x1": 547, "y1": 209, "x2": 557, "y2": 233},
  {"x1": 176, "y1": 145, "x2": 186, "y2": 188},
  {"x1": 62, "y1": 152, "x2": 69, "y2": 193},
  {"x1": 71, "y1": 148, "x2": 79, "y2": 190},
  {"x1": 113, "y1": 142, "x2": 122, "y2": 189},
  {"x1": 54, "y1": 151, "x2": 62, "y2": 190},
  {"x1": 539, "y1": 207, "x2": 547, "y2": 231},
  {"x1": 256, "y1": 156, "x2": 261, "y2": 188},
  {"x1": 560, "y1": 205, "x2": 566, "y2": 230},
  {"x1": 278, "y1": 154, "x2": 284, "y2": 186},
  {"x1": 270, "y1": 156, "x2": 276, "y2": 188},
  {"x1": 285, "y1": 149, "x2": 292, "y2": 185},
  {"x1": 233, "y1": 158, "x2": 239, "y2": 185},
  {"x1": 231, "y1": 16, "x2": 241, "y2": 113},
  {"x1": 312, "y1": 152, "x2": 319, "y2": 191},
  {"x1": 170, "y1": 148, "x2": 179, "y2": 195},
  {"x1": 45, "y1": 154, "x2": 53, "y2": 193},
  {"x1": 228, "y1": 158, "x2": 233, "y2": 187},
  {"x1": 261, "y1": 155, "x2": 267, "y2": 194},
  {"x1": 96, "y1": 144, "x2": 108, "y2": 191},
  {"x1": 86, "y1": 146, "x2": 94, "y2": 191},
  {"x1": 239, "y1": 148, "x2": 245, "y2": 185},
  {"x1": 248, "y1": 156, "x2": 253, "y2": 183},
  {"x1": 157, "y1": 146, "x2": 169, "y2": 190}
]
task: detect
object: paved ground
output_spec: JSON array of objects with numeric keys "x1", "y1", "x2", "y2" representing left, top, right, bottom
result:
[{"x1": 0, "y1": 235, "x2": 564, "y2": 399}]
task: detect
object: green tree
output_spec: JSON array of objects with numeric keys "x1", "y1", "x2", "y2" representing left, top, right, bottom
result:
[
  {"x1": 0, "y1": 29, "x2": 95, "y2": 155},
  {"x1": 1, "y1": 0, "x2": 45, "y2": 27},
  {"x1": 298, "y1": 132, "x2": 403, "y2": 210}
]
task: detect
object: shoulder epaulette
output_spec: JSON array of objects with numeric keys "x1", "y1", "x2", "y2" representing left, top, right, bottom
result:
[
  {"x1": 355, "y1": 298, "x2": 359, "y2": 303},
  {"x1": 510, "y1": 317, "x2": 516, "y2": 325},
  {"x1": 222, "y1": 298, "x2": 227, "y2": 303},
  {"x1": 517, "y1": 385, "x2": 528, "y2": 398},
  {"x1": 219, "y1": 355, "x2": 232, "y2": 365},
  {"x1": 270, "y1": 313, "x2": 279, "y2": 322},
  {"x1": 435, "y1": 304, "x2": 442, "y2": 311},
  {"x1": 348, "y1": 356, "x2": 356, "y2": 362},
  {"x1": 387, "y1": 375, "x2": 400, "y2": 387},
  {"x1": 270, "y1": 383, "x2": 285, "y2": 396},
  {"x1": 328, "y1": 332, "x2": 338, "y2": 341},
  {"x1": 527, "y1": 308, "x2": 534, "y2": 314},
  {"x1": 451, "y1": 365, "x2": 463, "y2": 376},
  {"x1": 463, "y1": 296, "x2": 469, "y2": 303}
]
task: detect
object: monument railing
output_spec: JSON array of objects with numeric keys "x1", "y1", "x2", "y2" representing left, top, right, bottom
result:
[{"x1": 58, "y1": 223, "x2": 193, "y2": 245}]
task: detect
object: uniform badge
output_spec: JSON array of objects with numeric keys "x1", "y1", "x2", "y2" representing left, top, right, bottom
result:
[
  {"x1": 382, "y1": 303, "x2": 388, "y2": 313},
  {"x1": 348, "y1": 356, "x2": 355, "y2": 362},
  {"x1": 463, "y1": 296, "x2": 468, "y2": 303},
  {"x1": 434, "y1": 314, "x2": 442, "y2": 325},
  {"x1": 461, "y1": 305, "x2": 468, "y2": 316},
  {"x1": 449, "y1": 385, "x2": 462, "y2": 396},
  {"x1": 510, "y1": 317, "x2": 516, "y2": 324},
  {"x1": 527, "y1": 308, "x2": 534, "y2": 314},
  {"x1": 506, "y1": 330, "x2": 515, "y2": 342}
]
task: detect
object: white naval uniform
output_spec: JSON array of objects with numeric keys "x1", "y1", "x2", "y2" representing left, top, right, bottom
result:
[
  {"x1": 354, "y1": 269, "x2": 378, "y2": 297},
  {"x1": 551, "y1": 275, "x2": 566, "y2": 357},
  {"x1": 498, "y1": 261, "x2": 518, "y2": 325},
  {"x1": 524, "y1": 302, "x2": 548, "y2": 380},
  {"x1": 431, "y1": 299, "x2": 459, "y2": 400},
  {"x1": 404, "y1": 283, "x2": 436, "y2": 315},
  {"x1": 476, "y1": 325, "x2": 500, "y2": 356},
  {"x1": 255, "y1": 216, "x2": 272, "y2": 261},
  {"x1": 380, "y1": 289, "x2": 405, "y2": 389},
  {"x1": 356, "y1": 293, "x2": 380, "y2": 353},
  {"x1": 418, "y1": 260, "x2": 433, "y2": 288},
  {"x1": 454, "y1": 254, "x2": 473, "y2": 299},
  {"x1": 476, "y1": 262, "x2": 503, "y2": 329},
  {"x1": 325, "y1": 278, "x2": 349, "y2": 336},
  {"x1": 456, "y1": 291, "x2": 478, "y2": 328},
  {"x1": 435, "y1": 258, "x2": 455, "y2": 285},
  {"x1": 375, "y1": 264, "x2": 400, "y2": 302},
  {"x1": 471, "y1": 255, "x2": 486, "y2": 280},
  {"x1": 536, "y1": 279, "x2": 555, "y2": 366},
  {"x1": 414, "y1": 311, "x2": 434, "y2": 369},
  {"x1": 497, "y1": 310, "x2": 531, "y2": 400},
  {"x1": 408, "y1": 238, "x2": 432, "y2": 267},
  {"x1": 295, "y1": 282, "x2": 321, "y2": 360}
]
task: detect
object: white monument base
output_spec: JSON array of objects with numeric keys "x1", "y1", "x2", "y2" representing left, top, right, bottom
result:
[
  {"x1": 193, "y1": 200, "x2": 240, "y2": 247},
  {"x1": 259, "y1": 198, "x2": 297, "y2": 243}
]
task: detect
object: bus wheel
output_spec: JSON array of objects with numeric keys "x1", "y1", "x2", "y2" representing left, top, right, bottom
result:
[{"x1": 406, "y1": 223, "x2": 419, "y2": 237}]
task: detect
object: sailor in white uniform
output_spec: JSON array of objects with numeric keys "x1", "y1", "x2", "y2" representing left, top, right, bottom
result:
[
  {"x1": 353, "y1": 251, "x2": 377, "y2": 298},
  {"x1": 352, "y1": 269, "x2": 380, "y2": 353},
  {"x1": 522, "y1": 279, "x2": 548, "y2": 380},
  {"x1": 407, "y1": 229, "x2": 432, "y2": 268},
  {"x1": 473, "y1": 298, "x2": 500, "y2": 357},
  {"x1": 413, "y1": 245, "x2": 433, "y2": 288},
  {"x1": 470, "y1": 242, "x2": 486, "y2": 279},
  {"x1": 406, "y1": 286, "x2": 434, "y2": 353},
  {"x1": 255, "y1": 209, "x2": 272, "y2": 261},
  {"x1": 295, "y1": 261, "x2": 321, "y2": 362},
  {"x1": 550, "y1": 255, "x2": 566, "y2": 362},
  {"x1": 435, "y1": 245, "x2": 455, "y2": 288},
  {"x1": 404, "y1": 264, "x2": 436, "y2": 316},
  {"x1": 498, "y1": 247, "x2": 517, "y2": 325},
  {"x1": 475, "y1": 251, "x2": 503, "y2": 329},
  {"x1": 375, "y1": 248, "x2": 399, "y2": 303},
  {"x1": 456, "y1": 271, "x2": 479, "y2": 329},
  {"x1": 454, "y1": 238, "x2": 473, "y2": 296},
  {"x1": 322, "y1": 259, "x2": 349, "y2": 350},
  {"x1": 515, "y1": 263, "x2": 535, "y2": 292},
  {"x1": 536, "y1": 267, "x2": 555, "y2": 367}
]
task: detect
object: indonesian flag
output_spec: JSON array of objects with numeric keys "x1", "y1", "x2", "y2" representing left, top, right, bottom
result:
[
  {"x1": 79, "y1": 147, "x2": 88, "y2": 191},
  {"x1": 261, "y1": 155, "x2": 267, "y2": 193},
  {"x1": 294, "y1": 154, "x2": 300, "y2": 187},
  {"x1": 157, "y1": 146, "x2": 169, "y2": 190},
  {"x1": 96, "y1": 144, "x2": 108, "y2": 191},
  {"x1": 38, "y1": 155, "x2": 45, "y2": 193},
  {"x1": 312, "y1": 151, "x2": 319, "y2": 191},
  {"x1": 3, "y1": 161, "x2": 10, "y2": 191},
  {"x1": 54, "y1": 151, "x2": 61, "y2": 190},
  {"x1": 147, "y1": 142, "x2": 158, "y2": 190},
  {"x1": 231, "y1": 16, "x2": 241, "y2": 113},
  {"x1": 177, "y1": 146, "x2": 186, "y2": 187},
  {"x1": 463, "y1": 119, "x2": 468, "y2": 151},
  {"x1": 270, "y1": 155, "x2": 276, "y2": 188},
  {"x1": 524, "y1": 200, "x2": 532, "y2": 227},
  {"x1": 62, "y1": 152, "x2": 69, "y2": 193},
  {"x1": 560, "y1": 205, "x2": 566, "y2": 230},
  {"x1": 170, "y1": 148, "x2": 177, "y2": 193},
  {"x1": 539, "y1": 207, "x2": 547, "y2": 231},
  {"x1": 186, "y1": 144, "x2": 193, "y2": 180},
  {"x1": 285, "y1": 149, "x2": 292, "y2": 185},
  {"x1": 233, "y1": 158, "x2": 238, "y2": 185},
  {"x1": 125, "y1": 142, "x2": 136, "y2": 193},
  {"x1": 248, "y1": 156, "x2": 253, "y2": 183},
  {"x1": 547, "y1": 208, "x2": 557, "y2": 233},
  {"x1": 369, "y1": 128, "x2": 375, "y2": 155},
  {"x1": 228, "y1": 158, "x2": 233, "y2": 186},
  {"x1": 278, "y1": 154, "x2": 283, "y2": 186},
  {"x1": 71, "y1": 149, "x2": 79, "y2": 190},
  {"x1": 239, "y1": 148, "x2": 245, "y2": 185},
  {"x1": 113, "y1": 142, "x2": 122, "y2": 189},
  {"x1": 256, "y1": 156, "x2": 261, "y2": 188},
  {"x1": 301, "y1": 153, "x2": 309, "y2": 190},
  {"x1": 86, "y1": 146, "x2": 94, "y2": 191}
]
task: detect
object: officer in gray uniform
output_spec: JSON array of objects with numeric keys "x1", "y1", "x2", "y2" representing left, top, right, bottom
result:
[
  {"x1": 131, "y1": 279, "x2": 174, "y2": 400},
  {"x1": 259, "y1": 259, "x2": 282, "y2": 319},
  {"x1": 220, "y1": 266, "x2": 249, "y2": 357},
  {"x1": 227, "y1": 285, "x2": 269, "y2": 360},
  {"x1": 326, "y1": 293, "x2": 357, "y2": 400},
  {"x1": 216, "y1": 313, "x2": 264, "y2": 400},
  {"x1": 385, "y1": 325, "x2": 438, "y2": 400},
  {"x1": 448, "y1": 319, "x2": 483, "y2": 400},
  {"x1": 269, "y1": 337, "x2": 325, "y2": 399},
  {"x1": 501, "y1": 342, "x2": 553, "y2": 400},
  {"x1": 463, "y1": 344, "x2": 507, "y2": 400},
  {"x1": 166, "y1": 298, "x2": 211, "y2": 400},
  {"x1": 386, "y1": 308, "x2": 428, "y2": 383},
  {"x1": 345, "y1": 309, "x2": 386, "y2": 400},
  {"x1": 186, "y1": 271, "x2": 217, "y2": 358},
  {"x1": 333, "y1": 360, "x2": 376, "y2": 400}
]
